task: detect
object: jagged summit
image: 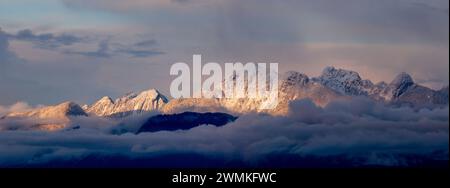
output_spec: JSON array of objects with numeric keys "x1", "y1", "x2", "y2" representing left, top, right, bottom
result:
[
  {"x1": 389, "y1": 72, "x2": 415, "y2": 98},
  {"x1": 281, "y1": 71, "x2": 310, "y2": 86},
  {"x1": 61, "y1": 102, "x2": 88, "y2": 117},
  {"x1": 316, "y1": 66, "x2": 371, "y2": 96},
  {"x1": 86, "y1": 88, "x2": 169, "y2": 117},
  {"x1": 390, "y1": 72, "x2": 414, "y2": 86},
  {"x1": 136, "y1": 89, "x2": 169, "y2": 103},
  {"x1": 321, "y1": 66, "x2": 362, "y2": 81},
  {"x1": 164, "y1": 67, "x2": 448, "y2": 115},
  {"x1": 99, "y1": 96, "x2": 114, "y2": 104}
]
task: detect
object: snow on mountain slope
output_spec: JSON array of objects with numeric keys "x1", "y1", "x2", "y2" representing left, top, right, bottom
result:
[
  {"x1": 162, "y1": 98, "x2": 227, "y2": 114},
  {"x1": 4, "y1": 101, "x2": 87, "y2": 119},
  {"x1": 389, "y1": 72, "x2": 415, "y2": 99},
  {"x1": 315, "y1": 66, "x2": 374, "y2": 96},
  {"x1": 1, "y1": 101, "x2": 87, "y2": 131},
  {"x1": 164, "y1": 67, "x2": 448, "y2": 115},
  {"x1": 314, "y1": 67, "x2": 448, "y2": 107},
  {"x1": 385, "y1": 73, "x2": 448, "y2": 107},
  {"x1": 163, "y1": 71, "x2": 271, "y2": 115},
  {"x1": 271, "y1": 71, "x2": 345, "y2": 115},
  {"x1": 368, "y1": 72, "x2": 448, "y2": 107},
  {"x1": 393, "y1": 84, "x2": 436, "y2": 106},
  {"x1": 279, "y1": 71, "x2": 344, "y2": 105},
  {"x1": 163, "y1": 71, "x2": 345, "y2": 115},
  {"x1": 86, "y1": 89, "x2": 169, "y2": 117}
]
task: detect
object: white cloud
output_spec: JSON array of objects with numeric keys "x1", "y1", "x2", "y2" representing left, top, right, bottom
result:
[
  {"x1": 0, "y1": 102, "x2": 33, "y2": 116},
  {"x1": 0, "y1": 98, "x2": 447, "y2": 167}
]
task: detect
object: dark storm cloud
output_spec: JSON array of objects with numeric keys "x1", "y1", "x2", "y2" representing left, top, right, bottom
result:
[
  {"x1": 8, "y1": 29, "x2": 85, "y2": 50},
  {"x1": 0, "y1": 98, "x2": 447, "y2": 166}
]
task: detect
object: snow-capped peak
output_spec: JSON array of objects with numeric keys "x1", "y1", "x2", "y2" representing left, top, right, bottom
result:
[
  {"x1": 390, "y1": 72, "x2": 414, "y2": 87},
  {"x1": 86, "y1": 88, "x2": 169, "y2": 117},
  {"x1": 99, "y1": 96, "x2": 114, "y2": 104},
  {"x1": 137, "y1": 89, "x2": 169, "y2": 103},
  {"x1": 390, "y1": 72, "x2": 414, "y2": 98},
  {"x1": 320, "y1": 66, "x2": 362, "y2": 83},
  {"x1": 317, "y1": 66, "x2": 368, "y2": 96},
  {"x1": 281, "y1": 71, "x2": 310, "y2": 86}
]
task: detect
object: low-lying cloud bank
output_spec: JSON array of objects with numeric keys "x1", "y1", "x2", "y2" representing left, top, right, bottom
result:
[
  {"x1": 0, "y1": 98, "x2": 448, "y2": 167},
  {"x1": 0, "y1": 102, "x2": 35, "y2": 117}
]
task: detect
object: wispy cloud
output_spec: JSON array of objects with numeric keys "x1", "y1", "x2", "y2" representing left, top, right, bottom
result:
[
  {"x1": 8, "y1": 29, "x2": 85, "y2": 50},
  {"x1": 0, "y1": 102, "x2": 33, "y2": 117},
  {"x1": 63, "y1": 39, "x2": 111, "y2": 58},
  {"x1": 133, "y1": 39, "x2": 157, "y2": 47},
  {"x1": 115, "y1": 49, "x2": 165, "y2": 58},
  {"x1": 114, "y1": 39, "x2": 165, "y2": 58},
  {"x1": 405, "y1": 0, "x2": 449, "y2": 13},
  {"x1": 4, "y1": 28, "x2": 165, "y2": 59},
  {"x1": 63, "y1": 39, "x2": 165, "y2": 58}
]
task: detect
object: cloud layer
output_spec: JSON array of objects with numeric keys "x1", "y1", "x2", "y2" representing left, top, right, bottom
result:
[
  {"x1": 0, "y1": 98, "x2": 447, "y2": 167},
  {"x1": 0, "y1": 102, "x2": 34, "y2": 117}
]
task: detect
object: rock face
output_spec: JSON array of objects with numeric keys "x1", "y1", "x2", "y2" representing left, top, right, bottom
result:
[
  {"x1": 389, "y1": 72, "x2": 415, "y2": 98},
  {"x1": 373, "y1": 72, "x2": 448, "y2": 107},
  {"x1": 138, "y1": 112, "x2": 237, "y2": 133},
  {"x1": 316, "y1": 69, "x2": 449, "y2": 107},
  {"x1": 86, "y1": 89, "x2": 169, "y2": 117}
]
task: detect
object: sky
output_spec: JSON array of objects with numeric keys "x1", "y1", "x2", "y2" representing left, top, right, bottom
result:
[{"x1": 0, "y1": 0, "x2": 449, "y2": 106}]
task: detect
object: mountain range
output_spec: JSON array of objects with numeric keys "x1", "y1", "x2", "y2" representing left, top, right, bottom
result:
[
  {"x1": 1, "y1": 66, "x2": 448, "y2": 131},
  {"x1": 164, "y1": 66, "x2": 448, "y2": 115}
]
